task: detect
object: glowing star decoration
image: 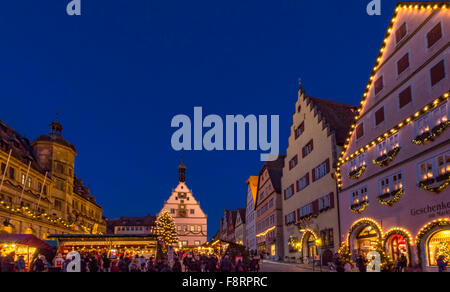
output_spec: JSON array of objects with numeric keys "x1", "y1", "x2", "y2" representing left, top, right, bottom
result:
[{"x1": 367, "y1": 251, "x2": 381, "y2": 272}]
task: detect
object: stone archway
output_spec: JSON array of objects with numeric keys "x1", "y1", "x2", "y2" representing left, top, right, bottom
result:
[
  {"x1": 384, "y1": 228, "x2": 412, "y2": 266},
  {"x1": 347, "y1": 218, "x2": 383, "y2": 257}
]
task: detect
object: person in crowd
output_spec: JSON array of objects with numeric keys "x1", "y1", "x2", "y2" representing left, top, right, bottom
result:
[
  {"x1": 356, "y1": 253, "x2": 368, "y2": 273},
  {"x1": 220, "y1": 255, "x2": 232, "y2": 272},
  {"x1": 33, "y1": 255, "x2": 46, "y2": 272},
  {"x1": 334, "y1": 253, "x2": 345, "y2": 273},
  {"x1": 437, "y1": 255, "x2": 448, "y2": 273},
  {"x1": 235, "y1": 259, "x2": 245, "y2": 272},
  {"x1": 53, "y1": 254, "x2": 64, "y2": 271},
  {"x1": 15, "y1": 255, "x2": 25, "y2": 272},
  {"x1": 172, "y1": 257, "x2": 182, "y2": 273},
  {"x1": 146, "y1": 257, "x2": 155, "y2": 272},
  {"x1": 102, "y1": 253, "x2": 111, "y2": 272}
]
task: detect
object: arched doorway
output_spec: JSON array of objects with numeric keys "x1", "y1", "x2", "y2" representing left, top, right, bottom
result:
[
  {"x1": 347, "y1": 219, "x2": 383, "y2": 258},
  {"x1": 300, "y1": 229, "x2": 319, "y2": 262},
  {"x1": 384, "y1": 228, "x2": 412, "y2": 266},
  {"x1": 416, "y1": 219, "x2": 450, "y2": 270}
]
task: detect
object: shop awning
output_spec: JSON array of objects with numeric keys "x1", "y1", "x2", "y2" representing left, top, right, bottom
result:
[{"x1": 0, "y1": 234, "x2": 53, "y2": 250}]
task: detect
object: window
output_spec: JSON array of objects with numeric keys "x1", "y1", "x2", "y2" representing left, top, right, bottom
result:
[
  {"x1": 427, "y1": 22, "x2": 442, "y2": 48},
  {"x1": 190, "y1": 226, "x2": 195, "y2": 232},
  {"x1": 297, "y1": 105, "x2": 301, "y2": 113},
  {"x1": 269, "y1": 198, "x2": 274, "y2": 208},
  {"x1": 356, "y1": 123, "x2": 364, "y2": 139},
  {"x1": 428, "y1": 230, "x2": 450, "y2": 266},
  {"x1": 299, "y1": 204, "x2": 313, "y2": 218},
  {"x1": 377, "y1": 133, "x2": 399, "y2": 157},
  {"x1": 432, "y1": 102, "x2": 448, "y2": 127},
  {"x1": 296, "y1": 173, "x2": 310, "y2": 192},
  {"x1": 27, "y1": 177, "x2": 32, "y2": 188},
  {"x1": 375, "y1": 107, "x2": 385, "y2": 126},
  {"x1": 55, "y1": 162, "x2": 64, "y2": 174},
  {"x1": 430, "y1": 60, "x2": 446, "y2": 87},
  {"x1": 284, "y1": 184, "x2": 295, "y2": 200},
  {"x1": 295, "y1": 122, "x2": 305, "y2": 139},
  {"x1": 379, "y1": 172, "x2": 403, "y2": 195},
  {"x1": 21, "y1": 174, "x2": 26, "y2": 186},
  {"x1": 302, "y1": 140, "x2": 314, "y2": 158},
  {"x1": 397, "y1": 53, "x2": 410, "y2": 75},
  {"x1": 55, "y1": 180, "x2": 65, "y2": 192},
  {"x1": 418, "y1": 152, "x2": 450, "y2": 181},
  {"x1": 374, "y1": 76, "x2": 384, "y2": 95},
  {"x1": 395, "y1": 22, "x2": 407, "y2": 44},
  {"x1": 318, "y1": 193, "x2": 331, "y2": 211},
  {"x1": 190, "y1": 209, "x2": 195, "y2": 214},
  {"x1": 289, "y1": 155, "x2": 298, "y2": 170},
  {"x1": 351, "y1": 186, "x2": 369, "y2": 205},
  {"x1": 285, "y1": 211, "x2": 296, "y2": 225},
  {"x1": 197, "y1": 225, "x2": 202, "y2": 232},
  {"x1": 399, "y1": 86, "x2": 412, "y2": 108},
  {"x1": 313, "y1": 159, "x2": 330, "y2": 182},
  {"x1": 54, "y1": 199, "x2": 62, "y2": 211},
  {"x1": 194, "y1": 241, "x2": 201, "y2": 246},
  {"x1": 170, "y1": 208, "x2": 175, "y2": 214},
  {"x1": 350, "y1": 154, "x2": 366, "y2": 171}
]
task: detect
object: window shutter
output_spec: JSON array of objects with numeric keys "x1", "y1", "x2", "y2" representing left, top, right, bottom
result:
[
  {"x1": 296, "y1": 180, "x2": 299, "y2": 192},
  {"x1": 285, "y1": 215, "x2": 287, "y2": 225},
  {"x1": 374, "y1": 76, "x2": 383, "y2": 95},
  {"x1": 302, "y1": 147, "x2": 306, "y2": 158},
  {"x1": 293, "y1": 211, "x2": 296, "y2": 222},
  {"x1": 396, "y1": 22, "x2": 407, "y2": 44},
  {"x1": 356, "y1": 123, "x2": 364, "y2": 139},
  {"x1": 399, "y1": 87, "x2": 412, "y2": 108},
  {"x1": 301, "y1": 122, "x2": 304, "y2": 132},
  {"x1": 310, "y1": 140, "x2": 314, "y2": 152},
  {"x1": 306, "y1": 173, "x2": 310, "y2": 186},
  {"x1": 397, "y1": 53, "x2": 410, "y2": 75},
  {"x1": 297, "y1": 209, "x2": 300, "y2": 220},
  {"x1": 430, "y1": 60, "x2": 445, "y2": 87},
  {"x1": 312, "y1": 200, "x2": 319, "y2": 215},
  {"x1": 329, "y1": 192, "x2": 335, "y2": 209},
  {"x1": 291, "y1": 184, "x2": 294, "y2": 194},
  {"x1": 326, "y1": 158, "x2": 330, "y2": 174},
  {"x1": 284, "y1": 190, "x2": 286, "y2": 200},
  {"x1": 312, "y1": 168, "x2": 316, "y2": 182},
  {"x1": 375, "y1": 107, "x2": 385, "y2": 125},
  {"x1": 427, "y1": 23, "x2": 442, "y2": 48}
]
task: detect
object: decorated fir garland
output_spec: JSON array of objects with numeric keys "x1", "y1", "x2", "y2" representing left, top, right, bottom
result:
[
  {"x1": 418, "y1": 174, "x2": 450, "y2": 194},
  {"x1": 348, "y1": 166, "x2": 366, "y2": 180},
  {"x1": 350, "y1": 201, "x2": 369, "y2": 214},
  {"x1": 377, "y1": 189, "x2": 404, "y2": 207},
  {"x1": 412, "y1": 121, "x2": 450, "y2": 145},
  {"x1": 373, "y1": 147, "x2": 400, "y2": 167}
]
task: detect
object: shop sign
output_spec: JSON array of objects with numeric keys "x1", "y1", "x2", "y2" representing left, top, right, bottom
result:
[{"x1": 410, "y1": 201, "x2": 450, "y2": 219}]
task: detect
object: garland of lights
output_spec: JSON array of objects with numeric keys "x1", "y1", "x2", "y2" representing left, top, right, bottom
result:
[
  {"x1": 418, "y1": 175, "x2": 450, "y2": 194},
  {"x1": 416, "y1": 219, "x2": 450, "y2": 266},
  {"x1": 348, "y1": 166, "x2": 366, "y2": 180},
  {"x1": 350, "y1": 201, "x2": 369, "y2": 214},
  {"x1": 377, "y1": 189, "x2": 404, "y2": 207},
  {"x1": 347, "y1": 218, "x2": 383, "y2": 246},
  {"x1": 334, "y1": 3, "x2": 449, "y2": 189},
  {"x1": 412, "y1": 121, "x2": 450, "y2": 145},
  {"x1": 373, "y1": 147, "x2": 400, "y2": 167}
]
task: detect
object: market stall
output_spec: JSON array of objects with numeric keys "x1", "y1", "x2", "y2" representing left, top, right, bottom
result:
[
  {"x1": 47, "y1": 234, "x2": 159, "y2": 259},
  {"x1": 0, "y1": 234, "x2": 54, "y2": 272}
]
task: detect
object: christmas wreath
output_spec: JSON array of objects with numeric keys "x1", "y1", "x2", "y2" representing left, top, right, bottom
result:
[{"x1": 348, "y1": 165, "x2": 366, "y2": 180}]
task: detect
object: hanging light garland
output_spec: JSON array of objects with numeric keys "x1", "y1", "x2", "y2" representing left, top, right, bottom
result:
[
  {"x1": 348, "y1": 165, "x2": 367, "y2": 180},
  {"x1": 377, "y1": 188, "x2": 404, "y2": 207}
]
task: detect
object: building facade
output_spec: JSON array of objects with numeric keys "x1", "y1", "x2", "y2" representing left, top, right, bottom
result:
[
  {"x1": 282, "y1": 88, "x2": 356, "y2": 264},
  {"x1": 234, "y1": 208, "x2": 246, "y2": 245},
  {"x1": 255, "y1": 156, "x2": 285, "y2": 260},
  {"x1": 159, "y1": 162, "x2": 207, "y2": 248},
  {"x1": 245, "y1": 176, "x2": 258, "y2": 252},
  {"x1": 337, "y1": 2, "x2": 449, "y2": 272},
  {"x1": 107, "y1": 215, "x2": 156, "y2": 235},
  {"x1": 0, "y1": 120, "x2": 106, "y2": 239}
]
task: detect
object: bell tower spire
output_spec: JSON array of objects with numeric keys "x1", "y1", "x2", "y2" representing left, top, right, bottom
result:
[{"x1": 178, "y1": 158, "x2": 186, "y2": 182}]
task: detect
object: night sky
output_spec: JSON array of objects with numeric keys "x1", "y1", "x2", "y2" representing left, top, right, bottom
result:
[{"x1": 0, "y1": 0, "x2": 398, "y2": 238}]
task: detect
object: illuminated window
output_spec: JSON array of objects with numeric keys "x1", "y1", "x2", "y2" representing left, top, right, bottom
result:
[
  {"x1": 377, "y1": 133, "x2": 399, "y2": 156},
  {"x1": 428, "y1": 230, "x2": 450, "y2": 266},
  {"x1": 351, "y1": 186, "x2": 368, "y2": 205},
  {"x1": 418, "y1": 151, "x2": 450, "y2": 181},
  {"x1": 432, "y1": 102, "x2": 448, "y2": 127},
  {"x1": 350, "y1": 153, "x2": 366, "y2": 171},
  {"x1": 379, "y1": 172, "x2": 403, "y2": 195}
]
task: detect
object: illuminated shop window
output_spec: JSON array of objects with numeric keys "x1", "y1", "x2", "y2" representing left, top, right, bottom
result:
[{"x1": 428, "y1": 230, "x2": 450, "y2": 266}]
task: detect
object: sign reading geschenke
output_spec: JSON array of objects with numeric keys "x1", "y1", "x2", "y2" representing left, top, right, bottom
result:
[{"x1": 410, "y1": 201, "x2": 450, "y2": 219}]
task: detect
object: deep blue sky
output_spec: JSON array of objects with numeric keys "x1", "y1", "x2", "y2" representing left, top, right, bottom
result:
[{"x1": 0, "y1": 0, "x2": 398, "y2": 238}]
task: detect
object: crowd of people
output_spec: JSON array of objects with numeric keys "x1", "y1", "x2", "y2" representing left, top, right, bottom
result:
[{"x1": 0, "y1": 250, "x2": 262, "y2": 273}]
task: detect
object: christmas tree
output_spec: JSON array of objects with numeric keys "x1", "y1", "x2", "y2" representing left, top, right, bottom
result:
[
  {"x1": 436, "y1": 241, "x2": 450, "y2": 262},
  {"x1": 156, "y1": 210, "x2": 178, "y2": 254}
]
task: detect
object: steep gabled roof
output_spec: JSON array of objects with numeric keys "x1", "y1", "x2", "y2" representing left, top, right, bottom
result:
[
  {"x1": 335, "y1": 1, "x2": 450, "y2": 188},
  {"x1": 0, "y1": 120, "x2": 45, "y2": 174},
  {"x1": 246, "y1": 176, "x2": 258, "y2": 204},
  {"x1": 308, "y1": 97, "x2": 357, "y2": 146},
  {"x1": 255, "y1": 155, "x2": 285, "y2": 207},
  {"x1": 237, "y1": 208, "x2": 246, "y2": 224}
]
